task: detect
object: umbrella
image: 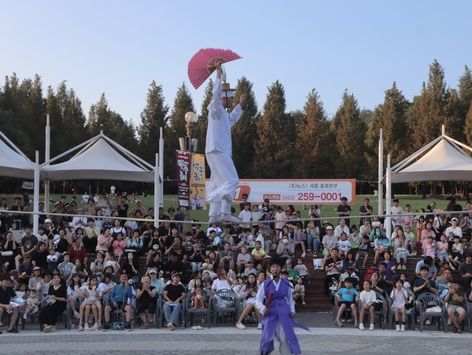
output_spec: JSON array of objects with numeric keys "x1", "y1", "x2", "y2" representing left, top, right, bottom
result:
[{"x1": 188, "y1": 48, "x2": 241, "y2": 89}]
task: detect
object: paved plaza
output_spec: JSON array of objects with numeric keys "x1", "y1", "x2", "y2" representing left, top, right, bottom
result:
[{"x1": 1, "y1": 326, "x2": 471, "y2": 355}]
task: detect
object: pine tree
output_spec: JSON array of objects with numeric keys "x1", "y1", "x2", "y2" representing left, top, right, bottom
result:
[
  {"x1": 232, "y1": 77, "x2": 258, "y2": 178},
  {"x1": 295, "y1": 89, "x2": 333, "y2": 178},
  {"x1": 165, "y1": 83, "x2": 195, "y2": 179},
  {"x1": 254, "y1": 81, "x2": 294, "y2": 178},
  {"x1": 409, "y1": 60, "x2": 449, "y2": 149},
  {"x1": 365, "y1": 82, "x2": 410, "y2": 167},
  {"x1": 465, "y1": 103, "x2": 472, "y2": 146},
  {"x1": 56, "y1": 82, "x2": 86, "y2": 149},
  {"x1": 137, "y1": 81, "x2": 169, "y2": 164},
  {"x1": 331, "y1": 91, "x2": 367, "y2": 178}
]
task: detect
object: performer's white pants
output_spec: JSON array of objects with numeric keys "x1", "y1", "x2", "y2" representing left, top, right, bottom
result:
[
  {"x1": 206, "y1": 151, "x2": 238, "y2": 217},
  {"x1": 275, "y1": 322, "x2": 291, "y2": 355}
]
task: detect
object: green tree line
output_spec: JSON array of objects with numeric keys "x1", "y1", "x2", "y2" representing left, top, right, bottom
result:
[{"x1": 1, "y1": 60, "x2": 472, "y2": 186}]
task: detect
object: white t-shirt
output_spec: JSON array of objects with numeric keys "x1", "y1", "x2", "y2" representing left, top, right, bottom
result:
[
  {"x1": 360, "y1": 290, "x2": 377, "y2": 305},
  {"x1": 211, "y1": 278, "x2": 231, "y2": 292},
  {"x1": 334, "y1": 225, "x2": 350, "y2": 239},
  {"x1": 337, "y1": 239, "x2": 351, "y2": 253},
  {"x1": 274, "y1": 211, "x2": 287, "y2": 230}
]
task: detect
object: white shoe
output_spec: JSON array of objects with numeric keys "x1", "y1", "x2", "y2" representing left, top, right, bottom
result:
[
  {"x1": 208, "y1": 216, "x2": 222, "y2": 225},
  {"x1": 191, "y1": 326, "x2": 198, "y2": 330},
  {"x1": 396, "y1": 324, "x2": 400, "y2": 332},
  {"x1": 369, "y1": 323, "x2": 374, "y2": 331},
  {"x1": 400, "y1": 324, "x2": 405, "y2": 332},
  {"x1": 359, "y1": 323, "x2": 364, "y2": 330},
  {"x1": 235, "y1": 322, "x2": 246, "y2": 330},
  {"x1": 425, "y1": 319, "x2": 431, "y2": 325},
  {"x1": 220, "y1": 214, "x2": 242, "y2": 224},
  {"x1": 84, "y1": 323, "x2": 89, "y2": 331},
  {"x1": 197, "y1": 325, "x2": 203, "y2": 330},
  {"x1": 258, "y1": 323, "x2": 262, "y2": 330}
]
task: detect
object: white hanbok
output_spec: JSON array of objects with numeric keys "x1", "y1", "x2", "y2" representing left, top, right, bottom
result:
[{"x1": 205, "y1": 77, "x2": 243, "y2": 217}]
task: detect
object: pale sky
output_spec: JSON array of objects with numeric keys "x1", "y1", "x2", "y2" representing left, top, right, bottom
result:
[{"x1": 0, "y1": 0, "x2": 470, "y2": 124}]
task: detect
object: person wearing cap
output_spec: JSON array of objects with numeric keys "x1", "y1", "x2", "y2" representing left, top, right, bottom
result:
[
  {"x1": 255, "y1": 260, "x2": 307, "y2": 355},
  {"x1": 336, "y1": 197, "x2": 351, "y2": 227},
  {"x1": 445, "y1": 217, "x2": 463, "y2": 241},
  {"x1": 205, "y1": 62, "x2": 246, "y2": 225},
  {"x1": 321, "y1": 225, "x2": 337, "y2": 257}
]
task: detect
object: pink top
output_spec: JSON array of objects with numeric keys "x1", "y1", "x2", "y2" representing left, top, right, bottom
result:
[{"x1": 112, "y1": 239, "x2": 126, "y2": 256}]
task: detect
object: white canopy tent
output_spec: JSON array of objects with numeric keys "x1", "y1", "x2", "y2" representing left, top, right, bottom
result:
[
  {"x1": 0, "y1": 131, "x2": 34, "y2": 179},
  {"x1": 41, "y1": 133, "x2": 155, "y2": 182},
  {"x1": 384, "y1": 125, "x2": 472, "y2": 237},
  {"x1": 0, "y1": 131, "x2": 40, "y2": 234},
  {"x1": 41, "y1": 131, "x2": 163, "y2": 228}
]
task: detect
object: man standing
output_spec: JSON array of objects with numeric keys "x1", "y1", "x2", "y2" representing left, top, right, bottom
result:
[
  {"x1": 337, "y1": 197, "x2": 351, "y2": 227},
  {"x1": 255, "y1": 261, "x2": 306, "y2": 355},
  {"x1": 206, "y1": 62, "x2": 246, "y2": 225}
]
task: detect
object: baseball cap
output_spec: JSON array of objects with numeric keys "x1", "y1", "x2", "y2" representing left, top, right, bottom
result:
[{"x1": 325, "y1": 225, "x2": 334, "y2": 230}]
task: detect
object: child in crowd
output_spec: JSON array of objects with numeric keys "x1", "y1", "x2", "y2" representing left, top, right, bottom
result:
[
  {"x1": 78, "y1": 277, "x2": 101, "y2": 331},
  {"x1": 23, "y1": 289, "x2": 40, "y2": 320},
  {"x1": 190, "y1": 285, "x2": 207, "y2": 329},
  {"x1": 334, "y1": 278, "x2": 358, "y2": 327},
  {"x1": 337, "y1": 233, "x2": 351, "y2": 257},
  {"x1": 390, "y1": 279, "x2": 408, "y2": 331},
  {"x1": 393, "y1": 239, "x2": 409, "y2": 270},
  {"x1": 404, "y1": 225, "x2": 416, "y2": 255},
  {"x1": 358, "y1": 280, "x2": 376, "y2": 330},
  {"x1": 46, "y1": 248, "x2": 59, "y2": 272},
  {"x1": 349, "y1": 225, "x2": 362, "y2": 250},
  {"x1": 293, "y1": 226, "x2": 307, "y2": 258},
  {"x1": 422, "y1": 236, "x2": 436, "y2": 258},
  {"x1": 294, "y1": 258, "x2": 309, "y2": 284},
  {"x1": 436, "y1": 234, "x2": 449, "y2": 261},
  {"x1": 451, "y1": 236, "x2": 463, "y2": 262},
  {"x1": 112, "y1": 233, "x2": 126, "y2": 263},
  {"x1": 355, "y1": 235, "x2": 370, "y2": 269},
  {"x1": 293, "y1": 277, "x2": 306, "y2": 305}
]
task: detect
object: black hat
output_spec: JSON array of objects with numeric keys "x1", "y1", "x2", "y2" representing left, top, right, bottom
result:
[
  {"x1": 340, "y1": 197, "x2": 348, "y2": 201},
  {"x1": 268, "y1": 257, "x2": 285, "y2": 267}
]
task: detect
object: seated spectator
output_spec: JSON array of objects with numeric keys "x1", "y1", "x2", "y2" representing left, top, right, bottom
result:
[
  {"x1": 39, "y1": 274, "x2": 67, "y2": 333},
  {"x1": 444, "y1": 281, "x2": 466, "y2": 333},
  {"x1": 321, "y1": 226, "x2": 337, "y2": 257},
  {"x1": 211, "y1": 269, "x2": 233, "y2": 292},
  {"x1": 78, "y1": 276, "x2": 101, "y2": 331},
  {"x1": 390, "y1": 279, "x2": 408, "y2": 331},
  {"x1": 283, "y1": 260, "x2": 299, "y2": 284},
  {"x1": 218, "y1": 242, "x2": 236, "y2": 271},
  {"x1": 97, "y1": 273, "x2": 115, "y2": 300},
  {"x1": 324, "y1": 248, "x2": 343, "y2": 296},
  {"x1": 334, "y1": 219, "x2": 350, "y2": 239},
  {"x1": 373, "y1": 235, "x2": 389, "y2": 265},
  {"x1": 190, "y1": 286, "x2": 208, "y2": 329},
  {"x1": 136, "y1": 275, "x2": 157, "y2": 328},
  {"x1": 348, "y1": 225, "x2": 361, "y2": 250},
  {"x1": 451, "y1": 236, "x2": 464, "y2": 262},
  {"x1": 68, "y1": 238, "x2": 88, "y2": 266},
  {"x1": 413, "y1": 266, "x2": 438, "y2": 314},
  {"x1": 251, "y1": 241, "x2": 266, "y2": 265},
  {"x1": 337, "y1": 232, "x2": 351, "y2": 257},
  {"x1": 276, "y1": 238, "x2": 295, "y2": 261},
  {"x1": 0, "y1": 276, "x2": 19, "y2": 333},
  {"x1": 306, "y1": 221, "x2": 321, "y2": 255},
  {"x1": 292, "y1": 226, "x2": 307, "y2": 258},
  {"x1": 358, "y1": 280, "x2": 376, "y2": 330},
  {"x1": 294, "y1": 257, "x2": 309, "y2": 283},
  {"x1": 355, "y1": 235, "x2": 370, "y2": 269},
  {"x1": 121, "y1": 252, "x2": 139, "y2": 283},
  {"x1": 334, "y1": 278, "x2": 358, "y2": 327},
  {"x1": 235, "y1": 273, "x2": 260, "y2": 329},
  {"x1": 293, "y1": 276, "x2": 306, "y2": 305},
  {"x1": 57, "y1": 253, "x2": 74, "y2": 281},
  {"x1": 422, "y1": 236, "x2": 436, "y2": 259},
  {"x1": 67, "y1": 273, "x2": 82, "y2": 319},
  {"x1": 445, "y1": 217, "x2": 462, "y2": 242},
  {"x1": 148, "y1": 268, "x2": 164, "y2": 294},
  {"x1": 104, "y1": 274, "x2": 134, "y2": 330},
  {"x1": 459, "y1": 255, "x2": 472, "y2": 288},
  {"x1": 96, "y1": 228, "x2": 113, "y2": 253},
  {"x1": 163, "y1": 272, "x2": 186, "y2": 330},
  {"x1": 236, "y1": 246, "x2": 251, "y2": 274},
  {"x1": 415, "y1": 256, "x2": 438, "y2": 279}
]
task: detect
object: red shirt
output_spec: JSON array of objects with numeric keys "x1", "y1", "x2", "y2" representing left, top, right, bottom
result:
[{"x1": 68, "y1": 246, "x2": 88, "y2": 263}]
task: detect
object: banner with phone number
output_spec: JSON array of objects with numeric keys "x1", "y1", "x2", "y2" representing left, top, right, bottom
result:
[{"x1": 233, "y1": 179, "x2": 356, "y2": 205}]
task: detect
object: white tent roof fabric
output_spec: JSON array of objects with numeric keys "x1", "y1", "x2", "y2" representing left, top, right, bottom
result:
[
  {"x1": 0, "y1": 135, "x2": 34, "y2": 179},
  {"x1": 391, "y1": 137, "x2": 472, "y2": 183},
  {"x1": 42, "y1": 135, "x2": 154, "y2": 182}
]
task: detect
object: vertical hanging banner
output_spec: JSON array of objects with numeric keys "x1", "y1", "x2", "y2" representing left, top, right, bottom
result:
[
  {"x1": 189, "y1": 153, "x2": 206, "y2": 210},
  {"x1": 176, "y1": 150, "x2": 191, "y2": 208}
]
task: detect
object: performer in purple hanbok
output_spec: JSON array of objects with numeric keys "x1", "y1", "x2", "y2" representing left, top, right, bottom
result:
[{"x1": 255, "y1": 260, "x2": 308, "y2": 355}]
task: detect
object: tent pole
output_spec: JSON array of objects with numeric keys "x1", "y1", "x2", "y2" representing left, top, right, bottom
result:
[
  {"x1": 378, "y1": 129, "x2": 383, "y2": 216},
  {"x1": 159, "y1": 127, "x2": 164, "y2": 208},
  {"x1": 385, "y1": 154, "x2": 392, "y2": 239},
  {"x1": 33, "y1": 151, "x2": 40, "y2": 235},
  {"x1": 44, "y1": 114, "x2": 50, "y2": 213},
  {"x1": 154, "y1": 153, "x2": 160, "y2": 228}
]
